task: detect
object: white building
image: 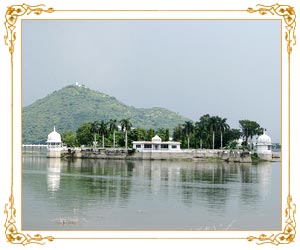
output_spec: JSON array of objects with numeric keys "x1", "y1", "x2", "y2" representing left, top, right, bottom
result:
[
  {"x1": 46, "y1": 126, "x2": 63, "y2": 158},
  {"x1": 256, "y1": 130, "x2": 272, "y2": 161},
  {"x1": 132, "y1": 135, "x2": 181, "y2": 152}
]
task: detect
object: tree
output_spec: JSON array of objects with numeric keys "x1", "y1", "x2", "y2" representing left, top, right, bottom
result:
[
  {"x1": 195, "y1": 121, "x2": 207, "y2": 149},
  {"x1": 77, "y1": 122, "x2": 93, "y2": 146},
  {"x1": 217, "y1": 117, "x2": 230, "y2": 149},
  {"x1": 223, "y1": 128, "x2": 241, "y2": 148},
  {"x1": 239, "y1": 120, "x2": 263, "y2": 149},
  {"x1": 156, "y1": 128, "x2": 170, "y2": 141},
  {"x1": 108, "y1": 119, "x2": 118, "y2": 148},
  {"x1": 120, "y1": 118, "x2": 133, "y2": 149},
  {"x1": 165, "y1": 128, "x2": 170, "y2": 142},
  {"x1": 146, "y1": 128, "x2": 156, "y2": 141},
  {"x1": 208, "y1": 116, "x2": 219, "y2": 150},
  {"x1": 196, "y1": 114, "x2": 211, "y2": 149},
  {"x1": 183, "y1": 121, "x2": 194, "y2": 149},
  {"x1": 173, "y1": 124, "x2": 183, "y2": 142},
  {"x1": 90, "y1": 121, "x2": 100, "y2": 148},
  {"x1": 99, "y1": 120, "x2": 108, "y2": 148},
  {"x1": 61, "y1": 130, "x2": 77, "y2": 147}
]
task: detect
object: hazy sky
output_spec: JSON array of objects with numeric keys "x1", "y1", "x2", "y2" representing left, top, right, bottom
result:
[{"x1": 22, "y1": 20, "x2": 280, "y2": 141}]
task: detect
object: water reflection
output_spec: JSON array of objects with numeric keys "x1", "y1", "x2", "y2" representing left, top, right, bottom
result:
[
  {"x1": 47, "y1": 158, "x2": 61, "y2": 192},
  {"x1": 58, "y1": 159, "x2": 274, "y2": 214},
  {"x1": 22, "y1": 155, "x2": 280, "y2": 230},
  {"x1": 60, "y1": 159, "x2": 133, "y2": 208},
  {"x1": 256, "y1": 161, "x2": 273, "y2": 200}
]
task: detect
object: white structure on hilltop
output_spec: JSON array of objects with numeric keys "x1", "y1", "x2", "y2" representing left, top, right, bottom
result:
[
  {"x1": 132, "y1": 135, "x2": 181, "y2": 152},
  {"x1": 46, "y1": 126, "x2": 62, "y2": 158},
  {"x1": 256, "y1": 130, "x2": 272, "y2": 161},
  {"x1": 75, "y1": 81, "x2": 86, "y2": 88}
]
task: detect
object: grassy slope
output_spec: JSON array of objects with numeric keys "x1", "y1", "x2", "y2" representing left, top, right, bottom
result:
[{"x1": 22, "y1": 85, "x2": 189, "y2": 143}]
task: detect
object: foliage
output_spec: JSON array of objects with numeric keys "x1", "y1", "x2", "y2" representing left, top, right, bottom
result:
[
  {"x1": 55, "y1": 115, "x2": 261, "y2": 151},
  {"x1": 98, "y1": 120, "x2": 108, "y2": 148},
  {"x1": 61, "y1": 130, "x2": 77, "y2": 147},
  {"x1": 227, "y1": 141, "x2": 238, "y2": 150},
  {"x1": 223, "y1": 129, "x2": 241, "y2": 147},
  {"x1": 239, "y1": 119, "x2": 263, "y2": 147},
  {"x1": 217, "y1": 117, "x2": 230, "y2": 149},
  {"x1": 108, "y1": 119, "x2": 118, "y2": 148},
  {"x1": 120, "y1": 118, "x2": 133, "y2": 149},
  {"x1": 76, "y1": 122, "x2": 93, "y2": 146},
  {"x1": 22, "y1": 85, "x2": 264, "y2": 150},
  {"x1": 173, "y1": 114, "x2": 240, "y2": 150},
  {"x1": 90, "y1": 121, "x2": 100, "y2": 147},
  {"x1": 173, "y1": 124, "x2": 184, "y2": 142},
  {"x1": 183, "y1": 121, "x2": 194, "y2": 149},
  {"x1": 147, "y1": 128, "x2": 156, "y2": 141},
  {"x1": 195, "y1": 116, "x2": 209, "y2": 149},
  {"x1": 120, "y1": 118, "x2": 132, "y2": 132},
  {"x1": 208, "y1": 115, "x2": 219, "y2": 150},
  {"x1": 22, "y1": 85, "x2": 188, "y2": 143},
  {"x1": 156, "y1": 128, "x2": 170, "y2": 141}
]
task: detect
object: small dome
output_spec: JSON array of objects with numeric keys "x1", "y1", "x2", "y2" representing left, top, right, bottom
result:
[
  {"x1": 257, "y1": 131, "x2": 271, "y2": 145},
  {"x1": 47, "y1": 127, "x2": 62, "y2": 143},
  {"x1": 236, "y1": 138, "x2": 243, "y2": 146},
  {"x1": 152, "y1": 135, "x2": 162, "y2": 143}
]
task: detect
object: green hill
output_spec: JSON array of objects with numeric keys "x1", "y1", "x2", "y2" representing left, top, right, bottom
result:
[{"x1": 22, "y1": 85, "x2": 189, "y2": 143}]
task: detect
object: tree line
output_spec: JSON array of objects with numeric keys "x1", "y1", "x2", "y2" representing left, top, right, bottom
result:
[{"x1": 61, "y1": 114, "x2": 264, "y2": 150}]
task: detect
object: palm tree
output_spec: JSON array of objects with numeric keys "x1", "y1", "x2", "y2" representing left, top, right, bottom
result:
[
  {"x1": 196, "y1": 114, "x2": 211, "y2": 149},
  {"x1": 90, "y1": 121, "x2": 100, "y2": 148},
  {"x1": 120, "y1": 118, "x2": 133, "y2": 149},
  {"x1": 108, "y1": 119, "x2": 118, "y2": 148},
  {"x1": 98, "y1": 120, "x2": 107, "y2": 148},
  {"x1": 208, "y1": 116, "x2": 219, "y2": 150},
  {"x1": 195, "y1": 121, "x2": 207, "y2": 149},
  {"x1": 172, "y1": 124, "x2": 183, "y2": 142},
  {"x1": 183, "y1": 121, "x2": 194, "y2": 149},
  {"x1": 217, "y1": 117, "x2": 230, "y2": 149}
]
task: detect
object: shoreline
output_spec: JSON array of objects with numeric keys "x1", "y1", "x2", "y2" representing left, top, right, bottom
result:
[
  {"x1": 22, "y1": 147, "x2": 280, "y2": 163},
  {"x1": 59, "y1": 148, "x2": 255, "y2": 163}
]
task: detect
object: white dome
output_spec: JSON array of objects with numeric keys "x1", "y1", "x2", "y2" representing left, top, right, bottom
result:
[
  {"x1": 47, "y1": 127, "x2": 62, "y2": 143},
  {"x1": 236, "y1": 138, "x2": 243, "y2": 146},
  {"x1": 152, "y1": 135, "x2": 162, "y2": 143},
  {"x1": 257, "y1": 131, "x2": 271, "y2": 145}
]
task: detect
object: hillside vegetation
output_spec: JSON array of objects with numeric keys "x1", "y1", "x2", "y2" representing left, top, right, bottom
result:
[{"x1": 22, "y1": 85, "x2": 189, "y2": 143}]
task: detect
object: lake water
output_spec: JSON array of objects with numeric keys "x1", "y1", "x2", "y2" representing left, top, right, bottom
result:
[{"x1": 22, "y1": 152, "x2": 281, "y2": 231}]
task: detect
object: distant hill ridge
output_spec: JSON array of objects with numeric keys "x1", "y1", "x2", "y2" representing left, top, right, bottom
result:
[{"x1": 22, "y1": 85, "x2": 189, "y2": 143}]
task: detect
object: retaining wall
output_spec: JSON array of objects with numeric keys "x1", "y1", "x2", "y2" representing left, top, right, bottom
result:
[{"x1": 61, "y1": 148, "x2": 252, "y2": 162}]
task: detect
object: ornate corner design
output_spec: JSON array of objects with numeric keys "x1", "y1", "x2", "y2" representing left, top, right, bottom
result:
[
  {"x1": 247, "y1": 3, "x2": 296, "y2": 246},
  {"x1": 4, "y1": 195, "x2": 54, "y2": 245},
  {"x1": 247, "y1": 3, "x2": 296, "y2": 55},
  {"x1": 4, "y1": 3, "x2": 54, "y2": 54},
  {"x1": 247, "y1": 195, "x2": 296, "y2": 245},
  {"x1": 4, "y1": 3, "x2": 55, "y2": 246}
]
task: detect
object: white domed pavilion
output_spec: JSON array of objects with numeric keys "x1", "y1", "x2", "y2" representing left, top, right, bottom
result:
[
  {"x1": 256, "y1": 130, "x2": 272, "y2": 161},
  {"x1": 46, "y1": 126, "x2": 62, "y2": 158}
]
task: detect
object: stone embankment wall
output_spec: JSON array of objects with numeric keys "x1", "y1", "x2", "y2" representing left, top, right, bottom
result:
[
  {"x1": 220, "y1": 150, "x2": 252, "y2": 163},
  {"x1": 62, "y1": 148, "x2": 252, "y2": 163}
]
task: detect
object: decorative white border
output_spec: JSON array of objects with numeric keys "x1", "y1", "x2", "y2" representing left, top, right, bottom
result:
[{"x1": 0, "y1": 0, "x2": 299, "y2": 249}]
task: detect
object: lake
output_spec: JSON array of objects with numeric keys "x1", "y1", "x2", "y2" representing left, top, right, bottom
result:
[{"x1": 22, "y1": 152, "x2": 281, "y2": 231}]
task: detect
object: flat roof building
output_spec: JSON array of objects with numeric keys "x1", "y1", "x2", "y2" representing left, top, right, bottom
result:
[{"x1": 132, "y1": 135, "x2": 181, "y2": 152}]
